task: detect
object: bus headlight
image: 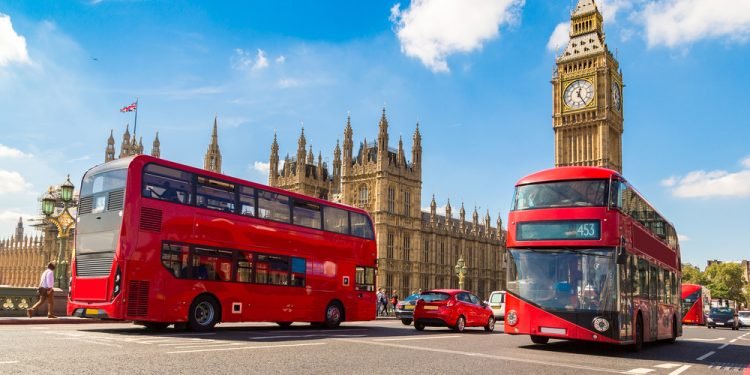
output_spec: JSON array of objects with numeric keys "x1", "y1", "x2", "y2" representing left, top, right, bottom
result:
[
  {"x1": 507, "y1": 310, "x2": 518, "y2": 326},
  {"x1": 593, "y1": 317, "x2": 610, "y2": 332}
]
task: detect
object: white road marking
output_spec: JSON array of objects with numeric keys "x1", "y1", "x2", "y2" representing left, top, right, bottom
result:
[
  {"x1": 0, "y1": 361, "x2": 19, "y2": 365},
  {"x1": 167, "y1": 342, "x2": 326, "y2": 354},
  {"x1": 667, "y1": 365, "x2": 691, "y2": 375},
  {"x1": 172, "y1": 342, "x2": 246, "y2": 350},
  {"x1": 654, "y1": 364, "x2": 681, "y2": 369},
  {"x1": 624, "y1": 368, "x2": 653, "y2": 374},
  {"x1": 336, "y1": 338, "x2": 624, "y2": 374},
  {"x1": 696, "y1": 351, "x2": 715, "y2": 361},
  {"x1": 248, "y1": 333, "x2": 365, "y2": 340},
  {"x1": 718, "y1": 343, "x2": 729, "y2": 349},
  {"x1": 158, "y1": 339, "x2": 218, "y2": 346},
  {"x1": 684, "y1": 337, "x2": 725, "y2": 341},
  {"x1": 374, "y1": 335, "x2": 460, "y2": 341},
  {"x1": 730, "y1": 339, "x2": 738, "y2": 343}
]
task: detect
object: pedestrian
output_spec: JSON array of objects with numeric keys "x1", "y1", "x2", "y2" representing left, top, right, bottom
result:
[
  {"x1": 376, "y1": 288, "x2": 384, "y2": 316},
  {"x1": 28, "y1": 262, "x2": 57, "y2": 318},
  {"x1": 391, "y1": 289, "x2": 399, "y2": 314}
]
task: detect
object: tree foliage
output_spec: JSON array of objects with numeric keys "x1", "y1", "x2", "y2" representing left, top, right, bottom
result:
[
  {"x1": 681, "y1": 263, "x2": 708, "y2": 285},
  {"x1": 704, "y1": 262, "x2": 747, "y2": 303}
]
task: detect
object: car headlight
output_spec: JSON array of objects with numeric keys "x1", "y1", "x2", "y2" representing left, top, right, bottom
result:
[
  {"x1": 592, "y1": 317, "x2": 610, "y2": 332},
  {"x1": 707, "y1": 318, "x2": 714, "y2": 322},
  {"x1": 507, "y1": 310, "x2": 518, "y2": 326},
  {"x1": 727, "y1": 319, "x2": 734, "y2": 323}
]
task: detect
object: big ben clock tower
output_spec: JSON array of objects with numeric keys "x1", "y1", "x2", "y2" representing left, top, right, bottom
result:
[{"x1": 552, "y1": 0, "x2": 623, "y2": 172}]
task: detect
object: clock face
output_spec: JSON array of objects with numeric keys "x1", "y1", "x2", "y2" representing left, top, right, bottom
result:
[
  {"x1": 612, "y1": 82, "x2": 621, "y2": 111},
  {"x1": 563, "y1": 79, "x2": 594, "y2": 109}
]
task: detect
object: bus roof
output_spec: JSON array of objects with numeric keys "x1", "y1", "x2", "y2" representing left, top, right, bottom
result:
[
  {"x1": 515, "y1": 166, "x2": 622, "y2": 186},
  {"x1": 91, "y1": 154, "x2": 370, "y2": 216}
]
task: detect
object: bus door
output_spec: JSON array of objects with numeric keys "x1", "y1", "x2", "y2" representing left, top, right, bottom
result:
[{"x1": 649, "y1": 264, "x2": 658, "y2": 340}]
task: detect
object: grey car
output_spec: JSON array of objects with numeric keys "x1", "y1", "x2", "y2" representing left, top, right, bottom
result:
[
  {"x1": 395, "y1": 293, "x2": 420, "y2": 325},
  {"x1": 738, "y1": 311, "x2": 750, "y2": 328}
]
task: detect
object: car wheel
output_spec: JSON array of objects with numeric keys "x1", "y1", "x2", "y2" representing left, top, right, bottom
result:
[
  {"x1": 324, "y1": 302, "x2": 343, "y2": 329},
  {"x1": 453, "y1": 316, "x2": 466, "y2": 333},
  {"x1": 530, "y1": 335, "x2": 549, "y2": 344},
  {"x1": 484, "y1": 316, "x2": 495, "y2": 332},
  {"x1": 401, "y1": 319, "x2": 412, "y2": 325},
  {"x1": 414, "y1": 322, "x2": 425, "y2": 331},
  {"x1": 188, "y1": 295, "x2": 220, "y2": 332}
]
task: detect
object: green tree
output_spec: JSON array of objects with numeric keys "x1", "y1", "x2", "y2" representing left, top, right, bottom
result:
[
  {"x1": 704, "y1": 262, "x2": 747, "y2": 304},
  {"x1": 681, "y1": 263, "x2": 708, "y2": 285}
]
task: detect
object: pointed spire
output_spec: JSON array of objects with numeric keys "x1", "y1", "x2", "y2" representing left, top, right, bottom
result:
[
  {"x1": 120, "y1": 124, "x2": 131, "y2": 158},
  {"x1": 138, "y1": 136, "x2": 144, "y2": 154},
  {"x1": 307, "y1": 146, "x2": 314, "y2": 164},
  {"x1": 377, "y1": 107, "x2": 389, "y2": 163},
  {"x1": 105, "y1": 129, "x2": 116, "y2": 162},
  {"x1": 298, "y1": 127, "x2": 307, "y2": 151},
  {"x1": 151, "y1": 131, "x2": 160, "y2": 158},
  {"x1": 572, "y1": 0, "x2": 597, "y2": 17},
  {"x1": 108, "y1": 129, "x2": 115, "y2": 145},
  {"x1": 269, "y1": 131, "x2": 279, "y2": 185},
  {"x1": 271, "y1": 131, "x2": 279, "y2": 154},
  {"x1": 430, "y1": 195, "x2": 437, "y2": 222},
  {"x1": 397, "y1": 135, "x2": 405, "y2": 165},
  {"x1": 204, "y1": 116, "x2": 222, "y2": 173}
]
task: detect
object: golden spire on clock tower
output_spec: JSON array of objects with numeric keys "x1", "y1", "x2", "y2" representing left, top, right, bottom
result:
[{"x1": 552, "y1": 0, "x2": 623, "y2": 173}]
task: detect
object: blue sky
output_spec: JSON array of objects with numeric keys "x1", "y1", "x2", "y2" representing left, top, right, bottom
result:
[{"x1": 1, "y1": 0, "x2": 749, "y2": 268}]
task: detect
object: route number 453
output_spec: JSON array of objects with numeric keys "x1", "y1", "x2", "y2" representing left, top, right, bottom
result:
[{"x1": 576, "y1": 223, "x2": 597, "y2": 238}]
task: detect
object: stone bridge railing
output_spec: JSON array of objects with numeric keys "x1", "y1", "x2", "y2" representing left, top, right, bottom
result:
[{"x1": 0, "y1": 286, "x2": 68, "y2": 317}]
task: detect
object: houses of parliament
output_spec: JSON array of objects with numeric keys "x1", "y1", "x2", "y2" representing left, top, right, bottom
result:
[{"x1": 1, "y1": 0, "x2": 623, "y2": 301}]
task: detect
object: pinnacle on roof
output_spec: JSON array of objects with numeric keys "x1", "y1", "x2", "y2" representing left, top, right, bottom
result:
[{"x1": 572, "y1": 0, "x2": 598, "y2": 17}]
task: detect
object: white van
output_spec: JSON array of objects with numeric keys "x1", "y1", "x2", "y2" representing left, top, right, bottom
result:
[{"x1": 488, "y1": 291, "x2": 506, "y2": 320}]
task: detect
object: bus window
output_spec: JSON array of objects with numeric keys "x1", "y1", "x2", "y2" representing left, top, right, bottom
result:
[
  {"x1": 649, "y1": 264, "x2": 658, "y2": 301},
  {"x1": 196, "y1": 177, "x2": 236, "y2": 213},
  {"x1": 256, "y1": 254, "x2": 290, "y2": 286},
  {"x1": 293, "y1": 200, "x2": 322, "y2": 229},
  {"x1": 258, "y1": 190, "x2": 290, "y2": 223},
  {"x1": 193, "y1": 247, "x2": 233, "y2": 282},
  {"x1": 355, "y1": 266, "x2": 376, "y2": 291},
  {"x1": 236, "y1": 252, "x2": 254, "y2": 283},
  {"x1": 290, "y1": 257, "x2": 306, "y2": 287},
  {"x1": 143, "y1": 164, "x2": 193, "y2": 204},
  {"x1": 239, "y1": 186, "x2": 256, "y2": 217},
  {"x1": 638, "y1": 258, "x2": 648, "y2": 298},
  {"x1": 161, "y1": 243, "x2": 189, "y2": 278},
  {"x1": 323, "y1": 206, "x2": 349, "y2": 234},
  {"x1": 351, "y1": 212, "x2": 374, "y2": 239}
]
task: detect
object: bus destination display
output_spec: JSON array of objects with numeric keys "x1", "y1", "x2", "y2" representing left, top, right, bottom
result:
[{"x1": 516, "y1": 220, "x2": 600, "y2": 241}]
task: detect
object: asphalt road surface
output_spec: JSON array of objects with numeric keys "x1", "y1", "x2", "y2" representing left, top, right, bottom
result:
[{"x1": 1, "y1": 320, "x2": 748, "y2": 374}]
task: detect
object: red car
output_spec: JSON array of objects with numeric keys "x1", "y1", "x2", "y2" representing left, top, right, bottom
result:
[{"x1": 413, "y1": 289, "x2": 495, "y2": 332}]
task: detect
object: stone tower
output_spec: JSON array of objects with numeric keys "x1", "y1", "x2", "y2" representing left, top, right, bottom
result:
[
  {"x1": 552, "y1": 0, "x2": 623, "y2": 172},
  {"x1": 272, "y1": 128, "x2": 331, "y2": 199},
  {"x1": 106, "y1": 125, "x2": 159, "y2": 162},
  {"x1": 14, "y1": 217, "x2": 23, "y2": 242},
  {"x1": 105, "y1": 130, "x2": 116, "y2": 162},
  {"x1": 151, "y1": 132, "x2": 160, "y2": 158},
  {"x1": 204, "y1": 116, "x2": 222, "y2": 173}
]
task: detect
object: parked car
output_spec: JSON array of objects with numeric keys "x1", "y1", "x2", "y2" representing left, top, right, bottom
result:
[
  {"x1": 487, "y1": 291, "x2": 506, "y2": 320},
  {"x1": 395, "y1": 293, "x2": 421, "y2": 325},
  {"x1": 738, "y1": 311, "x2": 750, "y2": 328},
  {"x1": 413, "y1": 289, "x2": 495, "y2": 333},
  {"x1": 707, "y1": 307, "x2": 739, "y2": 330}
]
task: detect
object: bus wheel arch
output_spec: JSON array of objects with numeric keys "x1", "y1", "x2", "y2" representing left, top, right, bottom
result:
[
  {"x1": 188, "y1": 293, "x2": 222, "y2": 332},
  {"x1": 631, "y1": 311, "x2": 644, "y2": 352},
  {"x1": 324, "y1": 300, "x2": 344, "y2": 329}
]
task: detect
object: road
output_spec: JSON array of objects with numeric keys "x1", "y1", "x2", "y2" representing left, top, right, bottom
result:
[{"x1": 0, "y1": 320, "x2": 748, "y2": 374}]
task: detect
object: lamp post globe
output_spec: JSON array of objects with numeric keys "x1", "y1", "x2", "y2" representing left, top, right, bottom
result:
[
  {"x1": 61, "y1": 175, "x2": 74, "y2": 202},
  {"x1": 41, "y1": 190, "x2": 56, "y2": 216}
]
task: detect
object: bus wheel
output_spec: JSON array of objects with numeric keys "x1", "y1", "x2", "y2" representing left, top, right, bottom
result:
[
  {"x1": 530, "y1": 335, "x2": 549, "y2": 344},
  {"x1": 485, "y1": 316, "x2": 495, "y2": 332},
  {"x1": 401, "y1": 319, "x2": 412, "y2": 325},
  {"x1": 630, "y1": 314, "x2": 644, "y2": 352},
  {"x1": 140, "y1": 322, "x2": 170, "y2": 331},
  {"x1": 666, "y1": 316, "x2": 677, "y2": 343},
  {"x1": 453, "y1": 316, "x2": 466, "y2": 333},
  {"x1": 324, "y1": 302, "x2": 343, "y2": 329},
  {"x1": 276, "y1": 322, "x2": 292, "y2": 328},
  {"x1": 188, "y1": 295, "x2": 220, "y2": 332}
]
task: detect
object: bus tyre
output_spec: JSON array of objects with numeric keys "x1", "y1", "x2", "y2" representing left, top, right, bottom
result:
[
  {"x1": 453, "y1": 316, "x2": 466, "y2": 333},
  {"x1": 666, "y1": 316, "x2": 677, "y2": 343},
  {"x1": 530, "y1": 335, "x2": 549, "y2": 344},
  {"x1": 401, "y1": 319, "x2": 412, "y2": 325},
  {"x1": 276, "y1": 322, "x2": 292, "y2": 328},
  {"x1": 188, "y1": 295, "x2": 220, "y2": 332},
  {"x1": 324, "y1": 302, "x2": 343, "y2": 329},
  {"x1": 415, "y1": 321, "x2": 425, "y2": 331},
  {"x1": 485, "y1": 316, "x2": 495, "y2": 332},
  {"x1": 631, "y1": 314, "x2": 644, "y2": 352}
]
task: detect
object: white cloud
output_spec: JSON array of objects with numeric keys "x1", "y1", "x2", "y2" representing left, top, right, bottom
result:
[
  {"x1": 390, "y1": 0, "x2": 525, "y2": 73},
  {"x1": 275, "y1": 55, "x2": 286, "y2": 64},
  {"x1": 0, "y1": 144, "x2": 32, "y2": 158},
  {"x1": 678, "y1": 234, "x2": 690, "y2": 242},
  {"x1": 253, "y1": 49, "x2": 269, "y2": 70},
  {"x1": 547, "y1": 22, "x2": 569, "y2": 52},
  {"x1": 421, "y1": 204, "x2": 447, "y2": 216},
  {"x1": 0, "y1": 170, "x2": 32, "y2": 194},
  {"x1": 253, "y1": 161, "x2": 270, "y2": 174},
  {"x1": 598, "y1": 0, "x2": 635, "y2": 23},
  {"x1": 660, "y1": 176, "x2": 677, "y2": 187},
  {"x1": 278, "y1": 78, "x2": 301, "y2": 88},
  {"x1": 641, "y1": 0, "x2": 750, "y2": 48},
  {"x1": 664, "y1": 158, "x2": 750, "y2": 198},
  {"x1": 0, "y1": 13, "x2": 31, "y2": 67}
]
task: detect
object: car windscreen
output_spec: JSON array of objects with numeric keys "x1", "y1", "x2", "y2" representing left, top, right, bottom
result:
[
  {"x1": 420, "y1": 292, "x2": 450, "y2": 302},
  {"x1": 489, "y1": 293, "x2": 504, "y2": 303},
  {"x1": 739, "y1": 312, "x2": 750, "y2": 318},
  {"x1": 710, "y1": 308, "x2": 733, "y2": 315}
]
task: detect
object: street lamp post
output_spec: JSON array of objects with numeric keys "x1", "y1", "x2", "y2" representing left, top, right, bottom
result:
[
  {"x1": 41, "y1": 175, "x2": 76, "y2": 290},
  {"x1": 454, "y1": 256, "x2": 467, "y2": 290}
]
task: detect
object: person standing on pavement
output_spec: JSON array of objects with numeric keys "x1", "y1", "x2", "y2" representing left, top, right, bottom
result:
[
  {"x1": 391, "y1": 290, "x2": 399, "y2": 315},
  {"x1": 27, "y1": 262, "x2": 57, "y2": 318}
]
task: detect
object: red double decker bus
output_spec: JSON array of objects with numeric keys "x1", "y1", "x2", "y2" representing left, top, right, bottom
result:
[
  {"x1": 68, "y1": 155, "x2": 377, "y2": 331},
  {"x1": 681, "y1": 284, "x2": 710, "y2": 325},
  {"x1": 504, "y1": 167, "x2": 681, "y2": 351}
]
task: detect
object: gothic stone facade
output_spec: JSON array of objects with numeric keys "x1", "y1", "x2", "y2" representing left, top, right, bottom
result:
[
  {"x1": 270, "y1": 110, "x2": 506, "y2": 299},
  {"x1": 552, "y1": 0, "x2": 624, "y2": 173}
]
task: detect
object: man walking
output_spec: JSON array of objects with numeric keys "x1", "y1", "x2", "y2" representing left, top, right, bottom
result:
[{"x1": 27, "y1": 262, "x2": 57, "y2": 318}]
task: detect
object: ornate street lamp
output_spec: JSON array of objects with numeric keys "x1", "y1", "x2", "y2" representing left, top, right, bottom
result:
[
  {"x1": 40, "y1": 175, "x2": 77, "y2": 290},
  {"x1": 455, "y1": 256, "x2": 468, "y2": 290}
]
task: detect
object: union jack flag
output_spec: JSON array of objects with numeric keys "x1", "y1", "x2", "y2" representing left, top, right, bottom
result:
[{"x1": 120, "y1": 102, "x2": 137, "y2": 112}]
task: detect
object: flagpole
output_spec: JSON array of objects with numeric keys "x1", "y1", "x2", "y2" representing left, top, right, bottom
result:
[{"x1": 133, "y1": 98, "x2": 139, "y2": 137}]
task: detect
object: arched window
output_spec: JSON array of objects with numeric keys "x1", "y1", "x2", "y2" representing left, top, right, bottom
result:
[{"x1": 358, "y1": 185, "x2": 368, "y2": 208}]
